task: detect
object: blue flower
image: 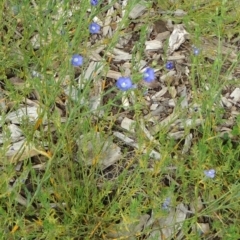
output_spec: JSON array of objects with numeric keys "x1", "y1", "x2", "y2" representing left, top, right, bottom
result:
[
  {"x1": 91, "y1": 0, "x2": 98, "y2": 5},
  {"x1": 116, "y1": 77, "x2": 133, "y2": 91},
  {"x1": 193, "y1": 46, "x2": 200, "y2": 55},
  {"x1": 143, "y1": 68, "x2": 155, "y2": 82},
  {"x1": 162, "y1": 197, "x2": 171, "y2": 210},
  {"x1": 89, "y1": 22, "x2": 101, "y2": 34},
  {"x1": 204, "y1": 169, "x2": 216, "y2": 179},
  {"x1": 166, "y1": 61, "x2": 174, "y2": 70},
  {"x1": 71, "y1": 54, "x2": 83, "y2": 67}
]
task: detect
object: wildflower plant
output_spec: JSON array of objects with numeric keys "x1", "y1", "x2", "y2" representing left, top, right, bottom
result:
[{"x1": 2, "y1": 0, "x2": 240, "y2": 239}]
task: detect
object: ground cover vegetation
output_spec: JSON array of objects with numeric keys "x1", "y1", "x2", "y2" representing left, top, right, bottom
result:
[{"x1": 0, "y1": 0, "x2": 240, "y2": 239}]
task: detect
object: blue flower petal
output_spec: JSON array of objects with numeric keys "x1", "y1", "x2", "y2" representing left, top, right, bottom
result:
[
  {"x1": 89, "y1": 22, "x2": 101, "y2": 34},
  {"x1": 193, "y1": 47, "x2": 200, "y2": 55},
  {"x1": 71, "y1": 54, "x2": 83, "y2": 67},
  {"x1": 116, "y1": 77, "x2": 133, "y2": 91},
  {"x1": 204, "y1": 169, "x2": 216, "y2": 178},
  {"x1": 91, "y1": 0, "x2": 98, "y2": 5},
  {"x1": 166, "y1": 61, "x2": 174, "y2": 70},
  {"x1": 162, "y1": 197, "x2": 171, "y2": 210},
  {"x1": 143, "y1": 68, "x2": 155, "y2": 82}
]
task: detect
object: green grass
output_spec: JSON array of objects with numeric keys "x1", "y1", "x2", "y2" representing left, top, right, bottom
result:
[{"x1": 1, "y1": 0, "x2": 240, "y2": 239}]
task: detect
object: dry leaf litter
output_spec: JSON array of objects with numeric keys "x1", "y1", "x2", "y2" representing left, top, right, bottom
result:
[{"x1": 1, "y1": 1, "x2": 240, "y2": 239}]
